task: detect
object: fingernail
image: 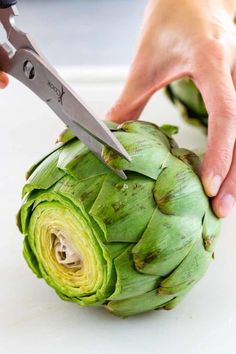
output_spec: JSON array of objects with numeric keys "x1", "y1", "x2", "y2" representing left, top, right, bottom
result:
[
  {"x1": 206, "y1": 175, "x2": 222, "y2": 196},
  {"x1": 219, "y1": 194, "x2": 235, "y2": 217}
]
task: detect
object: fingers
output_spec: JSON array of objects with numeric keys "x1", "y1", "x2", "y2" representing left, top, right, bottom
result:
[
  {"x1": 105, "y1": 62, "x2": 154, "y2": 123},
  {"x1": 106, "y1": 4, "x2": 156, "y2": 123},
  {"x1": 212, "y1": 142, "x2": 236, "y2": 217},
  {"x1": 0, "y1": 71, "x2": 9, "y2": 89},
  {"x1": 211, "y1": 64, "x2": 236, "y2": 218},
  {"x1": 106, "y1": 56, "x2": 187, "y2": 123},
  {"x1": 106, "y1": 3, "x2": 188, "y2": 124},
  {"x1": 106, "y1": 48, "x2": 167, "y2": 123},
  {"x1": 195, "y1": 65, "x2": 236, "y2": 206}
]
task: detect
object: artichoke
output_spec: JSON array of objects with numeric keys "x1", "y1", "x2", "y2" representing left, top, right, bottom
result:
[
  {"x1": 166, "y1": 78, "x2": 208, "y2": 129},
  {"x1": 17, "y1": 121, "x2": 221, "y2": 317}
]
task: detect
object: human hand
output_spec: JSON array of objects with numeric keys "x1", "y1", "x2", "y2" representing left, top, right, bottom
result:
[
  {"x1": 0, "y1": 71, "x2": 8, "y2": 88},
  {"x1": 106, "y1": 0, "x2": 236, "y2": 218}
]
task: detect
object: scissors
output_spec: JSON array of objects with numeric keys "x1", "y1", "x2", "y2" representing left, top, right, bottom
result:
[{"x1": 0, "y1": 0, "x2": 131, "y2": 179}]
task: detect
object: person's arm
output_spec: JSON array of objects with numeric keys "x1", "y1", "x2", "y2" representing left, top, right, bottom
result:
[
  {"x1": 106, "y1": 0, "x2": 236, "y2": 218},
  {"x1": 0, "y1": 71, "x2": 8, "y2": 88}
]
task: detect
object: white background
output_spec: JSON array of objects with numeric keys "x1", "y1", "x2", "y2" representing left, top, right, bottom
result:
[{"x1": 1, "y1": 67, "x2": 236, "y2": 354}]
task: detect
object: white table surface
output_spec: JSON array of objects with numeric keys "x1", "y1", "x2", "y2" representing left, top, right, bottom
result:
[{"x1": 1, "y1": 67, "x2": 236, "y2": 354}]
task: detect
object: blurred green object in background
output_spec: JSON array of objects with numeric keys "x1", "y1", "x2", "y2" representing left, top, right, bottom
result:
[{"x1": 166, "y1": 79, "x2": 208, "y2": 130}]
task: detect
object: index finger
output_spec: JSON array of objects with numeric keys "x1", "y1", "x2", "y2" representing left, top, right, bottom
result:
[{"x1": 194, "y1": 65, "x2": 236, "y2": 198}]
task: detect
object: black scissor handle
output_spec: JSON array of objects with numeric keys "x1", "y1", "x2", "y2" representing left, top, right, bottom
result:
[{"x1": 0, "y1": 0, "x2": 17, "y2": 9}]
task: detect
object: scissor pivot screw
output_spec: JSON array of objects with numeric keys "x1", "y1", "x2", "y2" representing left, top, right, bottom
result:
[{"x1": 23, "y1": 60, "x2": 35, "y2": 79}]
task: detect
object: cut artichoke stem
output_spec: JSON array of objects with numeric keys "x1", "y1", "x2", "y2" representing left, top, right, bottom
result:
[
  {"x1": 29, "y1": 200, "x2": 107, "y2": 300},
  {"x1": 51, "y1": 231, "x2": 83, "y2": 269}
]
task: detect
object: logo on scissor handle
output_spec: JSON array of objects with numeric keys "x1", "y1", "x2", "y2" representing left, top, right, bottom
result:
[{"x1": 48, "y1": 81, "x2": 65, "y2": 105}]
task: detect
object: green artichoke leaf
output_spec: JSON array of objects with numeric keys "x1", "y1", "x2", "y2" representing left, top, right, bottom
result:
[
  {"x1": 20, "y1": 189, "x2": 48, "y2": 234},
  {"x1": 158, "y1": 237, "x2": 212, "y2": 295},
  {"x1": 22, "y1": 148, "x2": 65, "y2": 198},
  {"x1": 160, "y1": 124, "x2": 179, "y2": 136},
  {"x1": 56, "y1": 120, "x2": 119, "y2": 144},
  {"x1": 90, "y1": 173, "x2": 156, "y2": 242},
  {"x1": 132, "y1": 209, "x2": 201, "y2": 276},
  {"x1": 57, "y1": 139, "x2": 110, "y2": 180},
  {"x1": 106, "y1": 289, "x2": 174, "y2": 317},
  {"x1": 53, "y1": 174, "x2": 106, "y2": 214},
  {"x1": 109, "y1": 245, "x2": 160, "y2": 301},
  {"x1": 172, "y1": 148, "x2": 202, "y2": 177},
  {"x1": 154, "y1": 155, "x2": 208, "y2": 217},
  {"x1": 202, "y1": 207, "x2": 221, "y2": 252},
  {"x1": 25, "y1": 143, "x2": 65, "y2": 180},
  {"x1": 56, "y1": 128, "x2": 76, "y2": 144},
  {"x1": 120, "y1": 121, "x2": 171, "y2": 147},
  {"x1": 103, "y1": 128, "x2": 171, "y2": 180},
  {"x1": 105, "y1": 243, "x2": 131, "y2": 259},
  {"x1": 169, "y1": 79, "x2": 207, "y2": 117},
  {"x1": 104, "y1": 121, "x2": 119, "y2": 130},
  {"x1": 166, "y1": 78, "x2": 208, "y2": 129},
  {"x1": 163, "y1": 290, "x2": 189, "y2": 310},
  {"x1": 23, "y1": 236, "x2": 42, "y2": 278},
  {"x1": 53, "y1": 173, "x2": 110, "y2": 244}
]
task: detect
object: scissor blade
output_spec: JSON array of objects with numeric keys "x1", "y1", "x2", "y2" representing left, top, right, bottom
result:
[
  {"x1": 47, "y1": 99, "x2": 127, "y2": 179},
  {"x1": 1, "y1": 47, "x2": 129, "y2": 178},
  {"x1": 6, "y1": 48, "x2": 131, "y2": 162}
]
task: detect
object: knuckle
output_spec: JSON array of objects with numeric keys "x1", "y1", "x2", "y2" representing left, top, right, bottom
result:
[
  {"x1": 205, "y1": 147, "x2": 232, "y2": 170},
  {"x1": 211, "y1": 110, "x2": 236, "y2": 125},
  {"x1": 215, "y1": 147, "x2": 232, "y2": 162},
  {"x1": 218, "y1": 154, "x2": 232, "y2": 172},
  {"x1": 223, "y1": 114, "x2": 236, "y2": 128},
  {"x1": 208, "y1": 111, "x2": 236, "y2": 139},
  {"x1": 205, "y1": 38, "x2": 225, "y2": 60},
  {"x1": 193, "y1": 37, "x2": 226, "y2": 68}
]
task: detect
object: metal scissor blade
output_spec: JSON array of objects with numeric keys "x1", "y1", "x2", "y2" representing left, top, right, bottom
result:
[
  {"x1": 0, "y1": 2, "x2": 130, "y2": 179},
  {"x1": 1, "y1": 47, "x2": 129, "y2": 178},
  {"x1": 5, "y1": 47, "x2": 131, "y2": 162},
  {"x1": 47, "y1": 99, "x2": 127, "y2": 179}
]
